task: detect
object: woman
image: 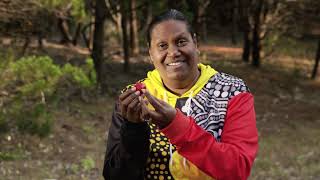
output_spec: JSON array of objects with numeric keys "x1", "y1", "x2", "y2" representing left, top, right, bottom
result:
[{"x1": 103, "y1": 9, "x2": 258, "y2": 180}]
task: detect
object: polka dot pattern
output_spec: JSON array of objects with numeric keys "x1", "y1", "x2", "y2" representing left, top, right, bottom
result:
[{"x1": 145, "y1": 123, "x2": 175, "y2": 180}]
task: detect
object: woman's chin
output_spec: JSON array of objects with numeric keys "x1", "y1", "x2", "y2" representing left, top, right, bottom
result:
[{"x1": 167, "y1": 72, "x2": 188, "y2": 81}]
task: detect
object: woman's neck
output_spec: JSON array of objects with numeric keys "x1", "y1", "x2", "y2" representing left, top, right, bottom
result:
[{"x1": 162, "y1": 69, "x2": 200, "y2": 96}]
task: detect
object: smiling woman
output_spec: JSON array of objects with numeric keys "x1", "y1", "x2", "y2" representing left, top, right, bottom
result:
[
  {"x1": 103, "y1": 9, "x2": 258, "y2": 180},
  {"x1": 149, "y1": 20, "x2": 200, "y2": 96}
]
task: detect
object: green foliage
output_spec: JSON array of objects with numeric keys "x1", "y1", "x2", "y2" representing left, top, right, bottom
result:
[
  {"x1": 80, "y1": 155, "x2": 95, "y2": 171},
  {"x1": 15, "y1": 103, "x2": 53, "y2": 137},
  {"x1": 0, "y1": 151, "x2": 25, "y2": 161},
  {"x1": 36, "y1": 0, "x2": 67, "y2": 9},
  {"x1": 11, "y1": 56, "x2": 62, "y2": 98},
  {"x1": 0, "y1": 49, "x2": 15, "y2": 80},
  {"x1": 37, "y1": 0, "x2": 88, "y2": 22},
  {"x1": 0, "y1": 55, "x2": 96, "y2": 137},
  {"x1": 71, "y1": 0, "x2": 87, "y2": 22},
  {"x1": 61, "y1": 59, "x2": 96, "y2": 88},
  {"x1": 70, "y1": 163, "x2": 80, "y2": 173}
]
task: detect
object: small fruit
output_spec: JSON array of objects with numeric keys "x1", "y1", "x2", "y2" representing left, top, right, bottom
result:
[{"x1": 134, "y1": 82, "x2": 146, "y2": 93}]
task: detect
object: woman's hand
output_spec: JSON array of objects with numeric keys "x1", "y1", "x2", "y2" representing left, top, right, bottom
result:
[
  {"x1": 140, "y1": 90, "x2": 176, "y2": 129},
  {"x1": 119, "y1": 87, "x2": 144, "y2": 123}
]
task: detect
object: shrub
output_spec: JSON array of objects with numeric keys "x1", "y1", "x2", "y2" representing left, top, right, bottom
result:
[{"x1": 0, "y1": 55, "x2": 96, "y2": 137}]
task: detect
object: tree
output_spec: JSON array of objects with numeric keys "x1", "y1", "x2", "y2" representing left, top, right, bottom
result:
[
  {"x1": 91, "y1": 0, "x2": 107, "y2": 88},
  {"x1": 186, "y1": 0, "x2": 211, "y2": 42},
  {"x1": 120, "y1": 0, "x2": 130, "y2": 72},
  {"x1": 311, "y1": 39, "x2": 320, "y2": 79},
  {"x1": 129, "y1": 0, "x2": 140, "y2": 56},
  {"x1": 238, "y1": 0, "x2": 291, "y2": 67},
  {"x1": 0, "y1": 0, "x2": 54, "y2": 53},
  {"x1": 238, "y1": 0, "x2": 252, "y2": 62}
]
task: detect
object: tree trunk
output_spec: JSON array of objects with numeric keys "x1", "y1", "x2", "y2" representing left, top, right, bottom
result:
[
  {"x1": 90, "y1": 16, "x2": 95, "y2": 50},
  {"x1": 57, "y1": 18, "x2": 72, "y2": 44},
  {"x1": 311, "y1": 39, "x2": 320, "y2": 79},
  {"x1": 81, "y1": 22, "x2": 94, "y2": 51},
  {"x1": 129, "y1": 0, "x2": 139, "y2": 56},
  {"x1": 92, "y1": 0, "x2": 106, "y2": 88},
  {"x1": 231, "y1": 0, "x2": 238, "y2": 45},
  {"x1": 141, "y1": 0, "x2": 152, "y2": 34},
  {"x1": 121, "y1": 0, "x2": 130, "y2": 72},
  {"x1": 251, "y1": 0, "x2": 263, "y2": 67},
  {"x1": 21, "y1": 36, "x2": 30, "y2": 55},
  {"x1": 242, "y1": 28, "x2": 251, "y2": 62},
  {"x1": 38, "y1": 33, "x2": 43, "y2": 49},
  {"x1": 239, "y1": 0, "x2": 251, "y2": 62},
  {"x1": 72, "y1": 23, "x2": 82, "y2": 46}
]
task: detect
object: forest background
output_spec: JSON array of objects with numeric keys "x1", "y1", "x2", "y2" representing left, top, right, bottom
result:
[{"x1": 0, "y1": 0, "x2": 320, "y2": 179}]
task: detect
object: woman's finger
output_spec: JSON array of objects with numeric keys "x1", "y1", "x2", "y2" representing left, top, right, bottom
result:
[
  {"x1": 119, "y1": 87, "x2": 136, "y2": 101},
  {"x1": 142, "y1": 90, "x2": 163, "y2": 112},
  {"x1": 120, "y1": 90, "x2": 140, "y2": 118},
  {"x1": 127, "y1": 97, "x2": 140, "y2": 114},
  {"x1": 122, "y1": 91, "x2": 140, "y2": 106}
]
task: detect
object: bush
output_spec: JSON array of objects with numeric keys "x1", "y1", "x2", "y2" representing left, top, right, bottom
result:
[{"x1": 0, "y1": 55, "x2": 96, "y2": 137}]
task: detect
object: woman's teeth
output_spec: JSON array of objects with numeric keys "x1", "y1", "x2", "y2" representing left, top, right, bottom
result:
[{"x1": 168, "y1": 62, "x2": 183, "y2": 66}]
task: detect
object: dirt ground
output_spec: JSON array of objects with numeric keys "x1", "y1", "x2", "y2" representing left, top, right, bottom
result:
[{"x1": 0, "y1": 41, "x2": 320, "y2": 180}]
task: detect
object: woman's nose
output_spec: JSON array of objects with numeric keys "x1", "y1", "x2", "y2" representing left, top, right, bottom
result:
[{"x1": 167, "y1": 45, "x2": 181, "y2": 57}]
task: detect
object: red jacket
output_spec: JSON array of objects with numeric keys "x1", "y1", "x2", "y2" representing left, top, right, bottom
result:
[{"x1": 161, "y1": 92, "x2": 258, "y2": 180}]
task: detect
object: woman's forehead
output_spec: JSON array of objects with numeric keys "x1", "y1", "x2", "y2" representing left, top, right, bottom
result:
[{"x1": 151, "y1": 20, "x2": 190, "y2": 40}]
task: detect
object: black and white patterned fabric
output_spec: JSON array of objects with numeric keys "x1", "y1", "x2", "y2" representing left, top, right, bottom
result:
[{"x1": 177, "y1": 72, "x2": 249, "y2": 141}]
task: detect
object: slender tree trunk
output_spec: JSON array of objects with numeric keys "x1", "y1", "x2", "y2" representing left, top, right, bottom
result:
[
  {"x1": 200, "y1": 16, "x2": 208, "y2": 42},
  {"x1": 121, "y1": 0, "x2": 130, "y2": 72},
  {"x1": 251, "y1": 0, "x2": 263, "y2": 67},
  {"x1": 129, "y1": 0, "x2": 139, "y2": 56},
  {"x1": 141, "y1": 0, "x2": 152, "y2": 34},
  {"x1": 231, "y1": 0, "x2": 238, "y2": 45},
  {"x1": 57, "y1": 18, "x2": 72, "y2": 44},
  {"x1": 239, "y1": 0, "x2": 251, "y2": 62},
  {"x1": 92, "y1": 0, "x2": 106, "y2": 88},
  {"x1": 21, "y1": 36, "x2": 30, "y2": 55},
  {"x1": 186, "y1": 0, "x2": 199, "y2": 36},
  {"x1": 311, "y1": 39, "x2": 320, "y2": 79},
  {"x1": 81, "y1": 22, "x2": 93, "y2": 51},
  {"x1": 242, "y1": 28, "x2": 251, "y2": 62},
  {"x1": 38, "y1": 33, "x2": 43, "y2": 49},
  {"x1": 72, "y1": 23, "x2": 82, "y2": 46},
  {"x1": 90, "y1": 16, "x2": 95, "y2": 50}
]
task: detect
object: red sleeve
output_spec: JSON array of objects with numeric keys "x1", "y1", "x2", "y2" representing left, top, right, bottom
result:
[{"x1": 160, "y1": 92, "x2": 258, "y2": 180}]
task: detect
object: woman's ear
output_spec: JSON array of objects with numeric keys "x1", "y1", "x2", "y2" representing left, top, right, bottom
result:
[{"x1": 193, "y1": 33, "x2": 198, "y2": 47}]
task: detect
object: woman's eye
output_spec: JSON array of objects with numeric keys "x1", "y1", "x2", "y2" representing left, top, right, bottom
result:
[
  {"x1": 177, "y1": 39, "x2": 187, "y2": 46},
  {"x1": 158, "y1": 43, "x2": 167, "y2": 50}
]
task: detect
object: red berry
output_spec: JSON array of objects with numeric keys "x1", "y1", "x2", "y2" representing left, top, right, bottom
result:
[{"x1": 134, "y1": 82, "x2": 146, "y2": 93}]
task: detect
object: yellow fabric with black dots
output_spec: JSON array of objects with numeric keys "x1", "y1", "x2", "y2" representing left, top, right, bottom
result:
[{"x1": 170, "y1": 152, "x2": 215, "y2": 180}]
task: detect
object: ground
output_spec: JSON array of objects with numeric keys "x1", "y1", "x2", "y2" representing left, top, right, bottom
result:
[{"x1": 0, "y1": 39, "x2": 320, "y2": 180}]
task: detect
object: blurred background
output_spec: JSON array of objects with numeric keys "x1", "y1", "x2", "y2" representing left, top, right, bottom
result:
[{"x1": 0, "y1": 0, "x2": 319, "y2": 179}]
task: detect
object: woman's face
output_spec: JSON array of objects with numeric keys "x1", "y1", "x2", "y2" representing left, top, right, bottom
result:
[{"x1": 149, "y1": 20, "x2": 199, "y2": 84}]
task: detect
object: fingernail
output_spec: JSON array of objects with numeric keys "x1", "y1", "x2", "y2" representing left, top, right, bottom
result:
[
  {"x1": 135, "y1": 91, "x2": 140, "y2": 95},
  {"x1": 131, "y1": 87, "x2": 136, "y2": 91}
]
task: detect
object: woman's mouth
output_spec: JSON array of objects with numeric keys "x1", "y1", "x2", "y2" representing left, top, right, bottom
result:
[{"x1": 167, "y1": 61, "x2": 185, "y2": 66}]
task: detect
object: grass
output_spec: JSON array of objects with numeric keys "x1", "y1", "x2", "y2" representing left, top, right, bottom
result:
[{"x1": 0, "y1": 151, "x2": 26, "y2": 161}]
